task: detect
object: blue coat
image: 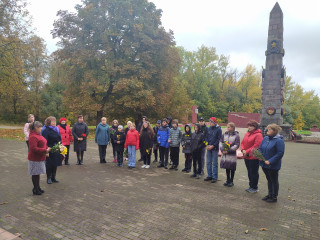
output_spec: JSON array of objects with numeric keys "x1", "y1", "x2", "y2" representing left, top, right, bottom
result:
[
  {"x1": 157, "y1": 125, "x2": 170, "y2": 148},
  {"x1": 258, "y1": 134, "x2": 285, "y2": 170},
  {"x1": 95, "y1": 123, "x2": 110, "y2": 145},
  {"x1": 205, "y1": 124, "x2": 222, "y2": 151}
]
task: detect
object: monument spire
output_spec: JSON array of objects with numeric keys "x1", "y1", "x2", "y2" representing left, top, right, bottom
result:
[{"x1": 260, "y1": 3, "x2": 292, "y2": 140}]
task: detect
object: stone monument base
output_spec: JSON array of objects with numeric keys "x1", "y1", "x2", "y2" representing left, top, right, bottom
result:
[{"x1": 260, "y1": 124, "x2": 292, "y2": 141}]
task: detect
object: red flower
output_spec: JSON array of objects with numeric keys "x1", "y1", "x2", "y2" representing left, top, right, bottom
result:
[{"x1": 81, "y1": 134, "x2": 86, "y2": 137}]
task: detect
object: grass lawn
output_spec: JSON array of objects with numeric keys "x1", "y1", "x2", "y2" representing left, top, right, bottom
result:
[{"x1": 295, "y1": 130, "x2": 311, "y2": 135}]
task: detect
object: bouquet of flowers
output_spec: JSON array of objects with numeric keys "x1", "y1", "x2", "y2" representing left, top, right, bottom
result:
[
  {"x1": 81, "y1": 133, "x2": 86, "y2": 138},
  {"x1": 146, "y1": 149, "x2": 150, "y2": 155},
  {"x1": 222, "y1": 141, "x2": 231, "y2": 151},
  {"x1": 251, "y1": 148, "x2": 267, "y2": 163},
  {"x1": 51, "y1": 142, "x2": 68, "y2": 155},
  {"x1": 116, "y1": 134, "x2": 120, "y2": 141},
  {"x1": 110, "y1": 128, "x2": 116, "y2": 136}
]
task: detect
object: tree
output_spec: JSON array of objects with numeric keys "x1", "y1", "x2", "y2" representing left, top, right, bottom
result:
[{"x1": 52, "y1": 0, "x2": 180, "y2": 123}]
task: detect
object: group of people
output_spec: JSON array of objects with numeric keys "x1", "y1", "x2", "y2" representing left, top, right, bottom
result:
[{"x1": 25, "y1": 114, "x2": 285, "y2": 203}]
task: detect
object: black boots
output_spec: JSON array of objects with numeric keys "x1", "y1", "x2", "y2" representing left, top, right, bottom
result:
[{"x1": 51, "y1": 167, "x2": 59, "y2": 183}]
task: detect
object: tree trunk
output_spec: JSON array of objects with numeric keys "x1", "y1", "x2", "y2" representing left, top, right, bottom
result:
[{"x1": 96, "y1": 110, "x2": 103, "y2": 125}]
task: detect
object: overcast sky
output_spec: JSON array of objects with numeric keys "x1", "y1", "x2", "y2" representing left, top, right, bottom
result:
[{"x1": 27, "y1": 0, "x2": 320, "y2": 95}]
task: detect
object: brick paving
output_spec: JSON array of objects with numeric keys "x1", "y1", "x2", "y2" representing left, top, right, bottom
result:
[{"x1": 0, "y1": 138, "x2": 319, "y2": 240}]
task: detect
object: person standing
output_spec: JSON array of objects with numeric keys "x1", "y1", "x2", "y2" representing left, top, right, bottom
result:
[
  {"x1": 259, "y1": 124, "x2": 285, "y2": 203},
  {"x1": 190, "y1": 124, "x2": 205, "y2": 179},
  {"x1": 124, "y1": 123, "x2": 139, "y2": 169},
  {"x1": 72, "y1": 115, "x2": 89, "y2": 165},
  {"x1": 181, "y1": 124, "x2": 193, "y2": 173},
  {"x1": 168, "y1": 119, "x2": 182, "y2": 170},
  {"x1": 140, "y1": 121, "x2": 154, "y2": 169},
  {"x1": 110, "y1": 120, "x2": 119, "y2": 163},
  {"x1": 199, "y1": 117, "x2": 208, "y2": 175},
  {"x1": 152, "y1": 120, "x2": 161, "y2": 162},
  {"x1": 137, "y1": 116, "x2": 147, "y2": 162},
  {"x1": 219, "y1": 122, "x2": 240, "y2": 187},
  {"x1": 42, "y1": 116, "x2": 62, "y2": 184},
  {"x1": 204, "y1": 117, "x2": 222, "y2": 183},
  {"x1": 124, "y1": 121, "x2": 132, "y2": 161},
  {"x1": 24, "y1": 114, "x2": 35, "y2": 150},
  {"x1": 240, "y1": 120, "x2": 263, "y2": 193},
  {"x1": 95, "y1": 117, "x2": 110, "y2": 163},
  {"x1": 114, "y1": 125, "x2": 126, "y2": 167},
  {"x1": 28, "y1": 121, "x2": 51, "y2": 195},
  {"x1": 57, "y1": 118, "x2": 73, "y2": 165},
  {"x1": 157, "y1": 118, "x2": 170, "y2": 169}
]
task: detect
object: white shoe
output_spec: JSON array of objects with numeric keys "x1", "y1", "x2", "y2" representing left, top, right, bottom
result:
[
  {"x1": 145, "y1": 165, "x2": 150, "y2": 169},
  {"x1": 141, "y1": 165, "x2": 146, "y2": 168}
]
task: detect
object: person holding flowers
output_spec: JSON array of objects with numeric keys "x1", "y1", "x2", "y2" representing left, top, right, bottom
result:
[
  {"x1": 42, "y1": 116, "x2": 62, "y2": 184},
  {"x1": 240, "y1": 120, "x2": 263, "y2": 193},
  {"x1": 110, "y1": 120, "x2": 119, "y2": 163},
  {"x1": 95, "y1": 117, "x2": 110, "y2": 163},
  {"x1": 113, "y1": 125, "x2": 126, "y2": 167},
  {"x1": 258, "y1": 124, "x2": 285, "y2": 203},
  {"x1": 57, "y1": 117, "x2": 73, "y2": 165},
  {"x1": 139, "y1": 121, "x2": 154, "y2": 169},
  {"x1": 28, "y1": 121, "x2": 51, "y2": 195},
  {"x1": 72, "y1": 115, "x2": 89, "y2": 165},
  {"x1": 24, "y1": 114, "x2": 35, "y2": 150},
  {"x1": 219, "y1": 122, "x2": 240, "y2": 187},
  {"x1": 124, "y1": 123, "x2": 139, "y2": 169}
]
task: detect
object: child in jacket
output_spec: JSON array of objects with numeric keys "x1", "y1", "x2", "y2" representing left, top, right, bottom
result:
[
  {"x1": 124, "y1": 123, "x2": 139, "y2": 168},
  {"x1": 157, "y1": 118, "x2": 170, "y2": 169},
  {"x1": 190, "y1": 124, "x2": 205, "y2": 179},
  {"x1": 168, "y1": 119, "x2": 182, "y2": 170},
  {"x1": 181, "y1": 124, "x2": 192, "y2": 173},
  {"x1": 113, "y1": 125, "x2": 126, "y2": 167}
]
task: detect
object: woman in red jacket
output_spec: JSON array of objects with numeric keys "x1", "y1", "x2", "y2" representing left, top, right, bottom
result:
[
  {"x1": 28, "y1": 121, "x2": 51, "y2": 195},
  {"x1": 124, "y1": 123, "x2": 139, "y2": 169},
  {"x1": 57, "y1": 118, "x2": 73, "y2": 165},
  {"x1": 240, "y1": 120, "x2": 263, "y2": 193}
]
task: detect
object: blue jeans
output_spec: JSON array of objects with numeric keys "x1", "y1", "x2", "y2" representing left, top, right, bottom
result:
[
  {"x1": 206, "y1": 149, "x2": 219, "y2": 179},
  {"x1": 128, "y1": 146, "x2": 136, "y2": 167}
]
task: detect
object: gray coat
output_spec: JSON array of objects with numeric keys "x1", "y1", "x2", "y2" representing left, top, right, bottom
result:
[
  {"x1": 219, "y1": 131, "x2": 240, "y2": 170},
  {"x1": 169, "y1": 127, "x2": 182, "y2": 147},
  {"x1": 72, "y1": 122, "x2": 89, "y2": 152}
]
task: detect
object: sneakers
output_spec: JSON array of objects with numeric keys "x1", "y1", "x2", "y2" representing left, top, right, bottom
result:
[
  {"x1": 204, "y1": 177, "x2": 212, "y2": 182},
  {"x1": 196, "y1": 174, "x2": 201, "y2": 179},
  {"x1": 266, "y1": 197, "x2": 277, "y2": 203},
  {"x1": 181, "y1": 168, "x2": 187, "y2": 172},
  {"x1": 164, "y1": 166, "x2": 168, "y2": 169},
  {"x1": 223, "y1": 181, "x2": 229, "y2": 186},
  {"x1": 141, "y1": 165, "x2": 146, "y2": 168},
  {"x1": 186, "y1": 169, "x2": 191, "y2": 173},
  {"x1": 247, "y1": 188, "x2": 259, "y2": 193},
  {"x1": 157, "y1": 164, "x2": 164, "y2": 168},
  {"x1": 153, "y1": 159, "x2": 158, "y2": 163},
  {"x1": 190, "y1": 173, "x2": 197, "y2": 178},
  {"x1": 227, "y1": 182, "x2": 234, "y2": 187},
  {"x1": 145, "y1": 165, "x2": 150, "y2": 169},
  {"x1": 211, "y1": 179, "x2": 217, "y2": 183},
  {"x1": 262, "y1": 195, "x2": 270, "y2": 201}
]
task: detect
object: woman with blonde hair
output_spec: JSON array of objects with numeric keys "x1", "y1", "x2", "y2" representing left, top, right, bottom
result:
[
  {"x1": 258, "y1": 124, "x2": 285, "y2": 203},
  {"x1": 24, "y1": 114, "x2": 35, "y2": 150}
]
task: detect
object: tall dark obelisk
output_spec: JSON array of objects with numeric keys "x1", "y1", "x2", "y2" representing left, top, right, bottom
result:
[{"x1": 260, "y1": 2, "x2": 292, "y2": 140}]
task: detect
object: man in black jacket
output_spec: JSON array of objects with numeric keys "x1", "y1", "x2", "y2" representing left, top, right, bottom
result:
[{"x1": 199, "y1": 117, "x2": 208, "y2": 175}]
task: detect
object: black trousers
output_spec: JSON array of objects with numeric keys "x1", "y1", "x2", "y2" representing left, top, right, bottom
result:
[
  {"x1": 192, "y1": 151, "x2": 202, "y2": 174},
  {"x1": 226, "y1": 169, "x2": 235, "y2": 183},
  {"x1": 184, "y1": 153, "x2": 192, "y2": 170},
  {"x1": 142, "y1": 152, "x2": 151, "y2": 165},
  {"x1": 31, "y1": 175, "x2": 40, "y2": 189},
  {"x1": 159, "y1": 146, "x2": 169, "y2": 166},
  {"x1": 65, "y1": 145, "x2": 70, "y2": 163},
  {"x1": 244, "y1": 159, "x2": 259, "y2": 190},
  {"x1": 262, "y1": 168, "x2": 279, "y2": 197},
  {"x1": 117, "y1": 151, "x2": 124, "y2": 165},
  {"x1": 98, "y1": 145, "x2": 107, "y2": 162},
  {"x1": 153, "y1": 144, "x2": 159, "y2": 160},
  {"x1": 46, "y1": 165, "x2": 58, "y2": 180},
  {"x1": 170, "y1": 147, "x2": 180, "y2": 166}
]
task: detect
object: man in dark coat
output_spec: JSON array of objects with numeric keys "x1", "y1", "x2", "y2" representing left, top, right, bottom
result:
[
  {"x1": 72, "y1": 115, "x2": 89, "y2": 165},
  {"x1": 199, "y1": 117, "x2": 208, "y2": 175}
]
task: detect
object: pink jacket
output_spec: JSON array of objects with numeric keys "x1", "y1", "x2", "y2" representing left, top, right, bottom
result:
[{"x1": 24, "y1": 123, "x2": 30, "y2": 141}]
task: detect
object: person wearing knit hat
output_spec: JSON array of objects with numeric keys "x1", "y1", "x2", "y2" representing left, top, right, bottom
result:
[
  {"x1": 204, "y1": 116, "x2": 222, "y2": 183},
  {"x1": 57, "y1": 117, "x2": 73, "y2": 165}
]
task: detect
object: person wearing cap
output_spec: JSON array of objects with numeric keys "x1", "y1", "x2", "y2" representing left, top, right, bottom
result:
[
  {"x1": 152, "y1": 120, "x2": 161, "y2": 162},
  {"x1": 57, "y1": 117, "x2": 73, "y2": 165},
  {"x1": 95, "y1": 117, "x2": 110, "y2": 163},
  {"x1": 204, "y1": 117, "x2": 222, "y2": 183},
  {"x1": 113, "y1": 125, "x2": 126, "y2": 167},
  {"x1": 199, "y1": 117, "x2": 208, "y2": 175}
]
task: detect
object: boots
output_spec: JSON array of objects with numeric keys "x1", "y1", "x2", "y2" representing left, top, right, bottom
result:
[
  {"x1": 46, "y1": 166, "x2": 52, "y2": 184},
  {"x1": 33, "y1": 188, "x2": 42, "y2": 195},
  {"x1": 51, "y1": 167, "x2": 59, "y2": 183}
]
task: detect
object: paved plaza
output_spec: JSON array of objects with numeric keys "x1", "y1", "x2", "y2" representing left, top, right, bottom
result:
[{"x1": 0, "y1": 138, "x2": 319, "y2": 240}]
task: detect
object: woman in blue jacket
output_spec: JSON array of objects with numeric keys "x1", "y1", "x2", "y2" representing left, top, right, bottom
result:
[
  {"x1": 95, "y1": 117, "x2": 110, "y2": 163},
  {"x1": 258, "y1": 124, "x2": 285, "y2": 203}
]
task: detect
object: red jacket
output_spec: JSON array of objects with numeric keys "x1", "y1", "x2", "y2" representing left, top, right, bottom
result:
[
  {"x1": 28, "y1": 131, "x2": 48, "y2": 162},
  {"x1": 240, "y1": 129, "x2": 263, "y2": 160},
  {"x1": 125, "y1": 129, "x2": 140, "y2": 150},
  {"x1": 58, "y1": 125, "x2": 73, "y2": 145}
]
